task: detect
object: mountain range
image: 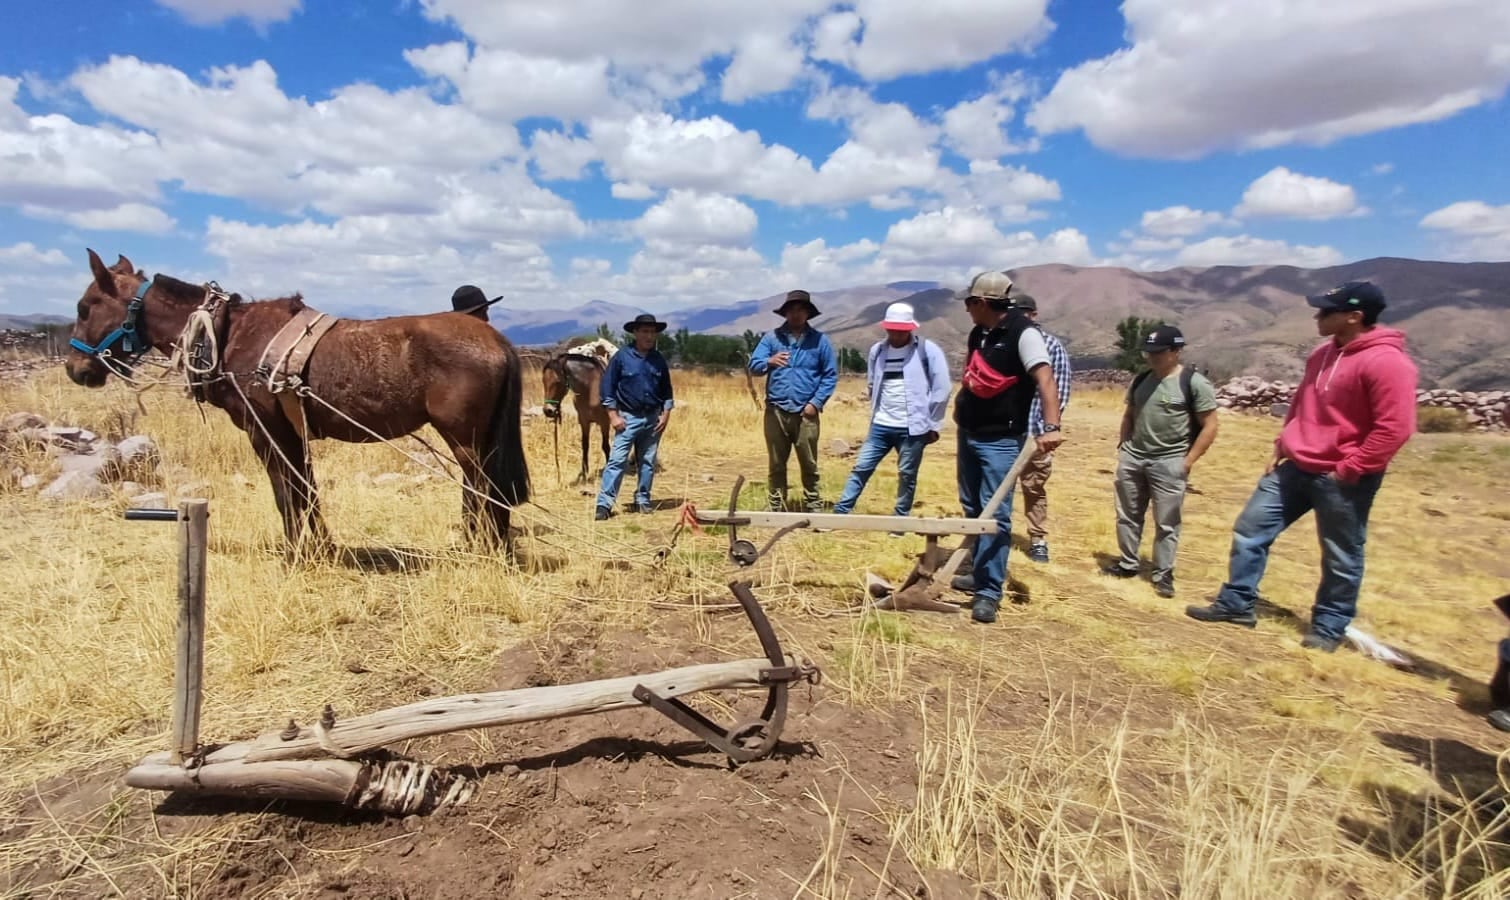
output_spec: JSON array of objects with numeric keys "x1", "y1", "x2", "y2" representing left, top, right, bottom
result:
[{"x1": 8, "y1": 260, "x2": 1505, "y2": 389}]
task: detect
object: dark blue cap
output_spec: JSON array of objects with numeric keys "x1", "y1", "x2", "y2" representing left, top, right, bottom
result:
[{"x1": 1306, "y1": 281, "x2": 1386, "y2": 313}]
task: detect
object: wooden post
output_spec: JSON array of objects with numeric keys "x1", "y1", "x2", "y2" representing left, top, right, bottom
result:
[{"x1": 170, "y1": 499, "x2": 209, "y2": 766}]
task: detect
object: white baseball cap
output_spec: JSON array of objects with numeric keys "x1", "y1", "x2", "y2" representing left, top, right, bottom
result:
[{"x1": 881, "y1": 301, "x2": 917, "y2": 331}]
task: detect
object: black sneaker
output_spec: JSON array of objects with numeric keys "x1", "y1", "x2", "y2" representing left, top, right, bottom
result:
[
  {"x1": 1153, "y1": 575, "x2": 1176, "y2": 599},
  {"x1": 1301, "y1": 632, "x2": 1340, "y2": 653},
  {"x1": 950, "y1": 573, "x2": 976, "y2": 593},
  {"x1": 1184, "y1": 602, "x2": 1257, "y2": 628},
  {"x1": 1028, "y1": 541, "x2": 1050, "y2": 563},
  {"x1": 971, "y1": 596, "x2": 998, "y2": 624},
  {"x1": 1488, "y1": 709, "x2": 1510, "y2": 733},
  {"x1": 594, "y1": 506, "x2": 612, "y2": 521},
  {"x1": 1099, "y1": 562, "x2": 1138, "y2": 579}
]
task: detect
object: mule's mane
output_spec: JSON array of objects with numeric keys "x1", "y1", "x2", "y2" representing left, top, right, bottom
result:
[{"x1": 152, "y1": 274, "x2": 304, "y2": 312}]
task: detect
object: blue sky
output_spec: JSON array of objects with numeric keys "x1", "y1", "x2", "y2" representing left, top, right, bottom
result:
[{"x1": 2, "y1": 0, "x2": 1508, "y2": 317}]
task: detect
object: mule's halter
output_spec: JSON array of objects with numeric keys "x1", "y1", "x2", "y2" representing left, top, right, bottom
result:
[{"x1": 70, "y1": 277, "x2": 153, "y2": 363}]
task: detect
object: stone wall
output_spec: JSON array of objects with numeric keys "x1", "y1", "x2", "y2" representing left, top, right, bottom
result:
[{"x1": 1215, "y1": 375, "x2": 1508, "y2": 432}]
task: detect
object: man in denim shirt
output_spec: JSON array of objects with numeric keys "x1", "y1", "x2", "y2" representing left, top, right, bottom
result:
[
  {"x1": 832, "y1": 302, "x2": 952, "y2": 525},
  {"x1": 748, "y1": 290, "x2": 839, "y2": 512},
  {"x1": 594, "y1": 314, "x2": 675, "y2": 520}
]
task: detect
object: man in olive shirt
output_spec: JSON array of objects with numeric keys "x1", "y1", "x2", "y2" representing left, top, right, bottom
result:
[{"x1": 1100, "y1": 325, "x2": 1218, "y2": 598}]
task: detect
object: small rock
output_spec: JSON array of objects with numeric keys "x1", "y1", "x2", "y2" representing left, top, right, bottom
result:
[
  {"x1": 175, "y1": 480, "x2": 213, "y2": 499},
  {"x1": 501, "y1": 764, "x2": 521, "y2": 778},
  {"x1": 373, "y1": 472, "x2": 406, "y2": 486},
  {"x1": 118, "y1": 481, "x2": 148, "y2": 499},
  {"x1": 129, "y1": 491, "x2": 170, "y2": 509},
  {"x1": 1, "y1": 411, "x2": 46, "y2": 432},
  {"x1": 1269, "y1": 403, "x2": 1290, "y2": 418},
  {"x1": 19, "y1": 473, "x2": 41, "y2": 491},
  {"x1": 115, "y1": 436, "x2": 161, "y2": 480},
  {"x1": 540, "y1": 831, "x2": 558, "y2": 850},
  {"x1": 230, "y1": 472, "x2": 254, "y2": 489},
  {"x1": 522, "y1": 406, "x2": 545, "y2": 418},
  {"x1": 41, "y1": 470, "x2": 109, "y2": 501},
  {"x1": 344, "y1": 659, "x2": 369, "y2": 674},
  {"x1": 401, "y1": 814, "x2": 424, "y2": 833}
]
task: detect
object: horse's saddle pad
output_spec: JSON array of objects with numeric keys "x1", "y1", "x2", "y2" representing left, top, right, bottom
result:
[{"x1": 257, "y1": 307, "x2": 339, "y2": 393}]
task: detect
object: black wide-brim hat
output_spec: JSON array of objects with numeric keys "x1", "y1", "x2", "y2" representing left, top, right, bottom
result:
[
  {"x1": 774, "y1": 289, "x2": 821, "y2": 318},
  {"x1": 452, "y1": 284, "x2": 501, "y2": 312},
  {"x1": 623, "y1": 313, "x2": 669, "y2": 332}
]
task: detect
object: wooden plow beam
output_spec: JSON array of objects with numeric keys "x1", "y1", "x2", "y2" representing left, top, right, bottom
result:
[
  {"x1": 689, "y1": 441, "x2": 1039, "y2": 614},
  {"x1": 119, "y1": 504, "x2": 817, "y2": 815}
]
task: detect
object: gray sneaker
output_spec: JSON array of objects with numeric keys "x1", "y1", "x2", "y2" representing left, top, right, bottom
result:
[
  {"x1": 1301, "y1": 632, "x2": 1340, "y2": 653},
  {"x1": 1028, "y1": 541, "x2": 1050, "y2": 563},
  {"x1": 950, "y1": 572, "x2": 976, "y2": 593}
]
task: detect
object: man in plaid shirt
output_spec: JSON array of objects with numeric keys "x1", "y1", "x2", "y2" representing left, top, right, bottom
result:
[{"x1": 1016, "y1": 295, "x2": 1071, "y2": 562}]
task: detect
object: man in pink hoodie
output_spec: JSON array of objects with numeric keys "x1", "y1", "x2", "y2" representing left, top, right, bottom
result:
[{"x1": 1185, "y1": 281, "x2": 1418, "y2": 652}]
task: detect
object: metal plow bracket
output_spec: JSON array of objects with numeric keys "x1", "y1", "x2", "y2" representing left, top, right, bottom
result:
[{"x1": 634, "y1": 581, "x2": 818, "y2": 762}]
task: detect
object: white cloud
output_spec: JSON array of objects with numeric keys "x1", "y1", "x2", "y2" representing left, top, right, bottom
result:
[
  {"x1": 779, "y1": 237, "x2": 881, "y2": 285},
  {"x1": 530, "y1": 129, "x2": 599, "y2": 180},
  {"x1": 0, "y1": 76, "x2": 167, "y2": 213},
  {"x1": 1420, "y1": 200, "x2": 1510, "y2": 260},
  {"x1": 1235, "y1": 167, "x2": 1363, "y2": 220},
  {"x1": 820, "y1": 0, "x2": 1053, "y2": 81},
  {"x1": 1029, "y1": 0, "x2": 1510, "y2": 157},
  {"x1": 880, "y1": 206, "x2": 1094, "y2": 269},
  {"x1": 23, "y1": 202, "x2": 177, "y2": 234},
  {"x1": 1174, "y1": 235, "x2": 1344, "y2": 268},
  {"x1": 0, "y1": 242, "x2": 69, "y2": 267},
  {"x1": 634, "y1": 190, "x2": 758, "y2": 246},
  {"x1": 1369, "y1": 162, "x2": 1395, "y2": 176},
  {"x1": 418, "y1": 0, "x2": 827, "y2": 69},
  {"x1": 589, "y1": 112, "x2": 818, "y2": 203},
  {"x1": 932, "y1": 160, "x2": 1060, "y2": 222},
  {"x1": 154, "y1": 0, "x2": 301, "y2": 27},
  {"x1": 1139, "y1": 205, "x2": 1228, "y2": 237},
  {"x1": 611, "y1": 182, "x2": 657, "y2": 200},
  {"x1": 67, "y1": 57, "x2": 524, "y2": 219},
  {"x1": 405, "y1": 43, "x2": 616, "y2": 122},
  {"x1": 721, "y1": 33, "x2": 807, "y2": 103},
  {"x1": 807, "y1": 85, "x2": 938, "y2": 155},
  {"x1": 941, "y1": 75, "x2": 1037, "y2": 161}
]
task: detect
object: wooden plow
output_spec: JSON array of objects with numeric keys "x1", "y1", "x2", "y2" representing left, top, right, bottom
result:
[
  {"x1": 120, "y1": 502, "x2": 818, "y2": 816},
  {"x1": 689, "y1": 439, "x2": 1038, "y2": 613}
]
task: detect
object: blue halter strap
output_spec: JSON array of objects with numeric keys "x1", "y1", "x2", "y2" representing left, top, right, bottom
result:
[{"x1": 70, "y1": 277, "x2": 153, "y2": 360}]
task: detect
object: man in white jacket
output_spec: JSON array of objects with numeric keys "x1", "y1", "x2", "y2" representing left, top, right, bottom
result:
[{"x1": 831, "y1": 302, "x2": 953, "y2": 523}]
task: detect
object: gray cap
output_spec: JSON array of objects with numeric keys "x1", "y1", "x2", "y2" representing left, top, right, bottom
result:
[{"x1": 956, "y1": 271, "x2": 1013, "y2": 303}]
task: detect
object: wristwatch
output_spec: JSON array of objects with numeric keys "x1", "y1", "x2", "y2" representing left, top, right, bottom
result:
[{"x1": 1041, "y1": 424, "x2": 1061, "y2": 433}]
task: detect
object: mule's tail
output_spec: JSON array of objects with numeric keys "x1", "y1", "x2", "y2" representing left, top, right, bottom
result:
[{"x1": 487, "y1": 340, "x2": 532, "y2": 508}]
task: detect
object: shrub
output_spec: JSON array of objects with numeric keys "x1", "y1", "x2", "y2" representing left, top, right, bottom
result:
[{"x1": 1417, "y1": 405, "x2": 1471, "y2": 433}]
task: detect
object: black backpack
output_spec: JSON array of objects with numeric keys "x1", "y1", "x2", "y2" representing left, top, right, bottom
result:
[{"x1": 1131, "y1": 365, "x2": 1201, "y2": 447}]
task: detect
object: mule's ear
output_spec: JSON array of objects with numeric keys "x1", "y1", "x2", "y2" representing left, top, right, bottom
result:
[
  {"x1": 88, "y1": 249, "x2": 117, "y2": 297},
  {"x1": 113, "y1": 254, "x2": 136, "y2": 274}
]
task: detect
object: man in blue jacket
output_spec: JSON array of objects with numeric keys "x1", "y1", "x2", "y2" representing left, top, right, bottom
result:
[
  {"x1": 832, "y1": 301, "x2": 952, "y2": 523},
  {"x1": 595, "y1": 314, "x2": 674, "y2": 520},
  {"x1": 748, "y1": 290, "x2": 839, "y2": 512}
]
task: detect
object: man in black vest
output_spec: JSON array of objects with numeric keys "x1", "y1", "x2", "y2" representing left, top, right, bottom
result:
[
  {"x1": 952, "y1": 271, "x2": 1063, "y2": 624},
  {"x1": 451, "y1": 284, "x2": 494, "y2": 322}
]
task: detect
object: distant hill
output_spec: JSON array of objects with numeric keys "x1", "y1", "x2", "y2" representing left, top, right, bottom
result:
[
  {"x1": 809, "y1": 259, "x2": 1509, "y2": 390},
  {"x1": 0, "y1": 314, "x2": 70, "y2": 331}
]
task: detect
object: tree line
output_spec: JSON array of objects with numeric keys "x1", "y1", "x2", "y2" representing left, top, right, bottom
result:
[
  {"x1": 573, "y1": 316, "x2": 1183, "y2": 377},
  {"x1": 579, "y1": 324, "x2": 867, "y2": 372}
]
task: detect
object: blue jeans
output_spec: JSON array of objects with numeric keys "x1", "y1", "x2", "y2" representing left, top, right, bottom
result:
[
  {"x1": 833, "y1": 424, "x2": 927, "y2": 515},
  {"x1": 596, "y1": 412, "x2": 662, "y2": 510},
  {"x1": 1213, "y1": 462, "x2": 1383, "y2": 640},
  {"x1": 957, "y1": 431, "x2": 1024, "y2": 607}
]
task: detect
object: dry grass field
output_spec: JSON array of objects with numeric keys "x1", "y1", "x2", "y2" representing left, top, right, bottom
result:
[{"x1": 2, "y1": 362, "x2": 1509, "y2": 898}]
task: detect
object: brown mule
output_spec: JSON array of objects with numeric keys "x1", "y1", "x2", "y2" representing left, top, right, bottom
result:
[
  {"x1": 64, "y1": 250, "x2": 530, "y2": 554},
  {"x1": 541, "y1": 353, "x2": 611, "y2": 484}
]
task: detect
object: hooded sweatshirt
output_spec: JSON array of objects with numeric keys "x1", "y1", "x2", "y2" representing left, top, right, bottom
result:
[{"x1": 1277, "y1": 326, "x2": 1418, "y2": 482}]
